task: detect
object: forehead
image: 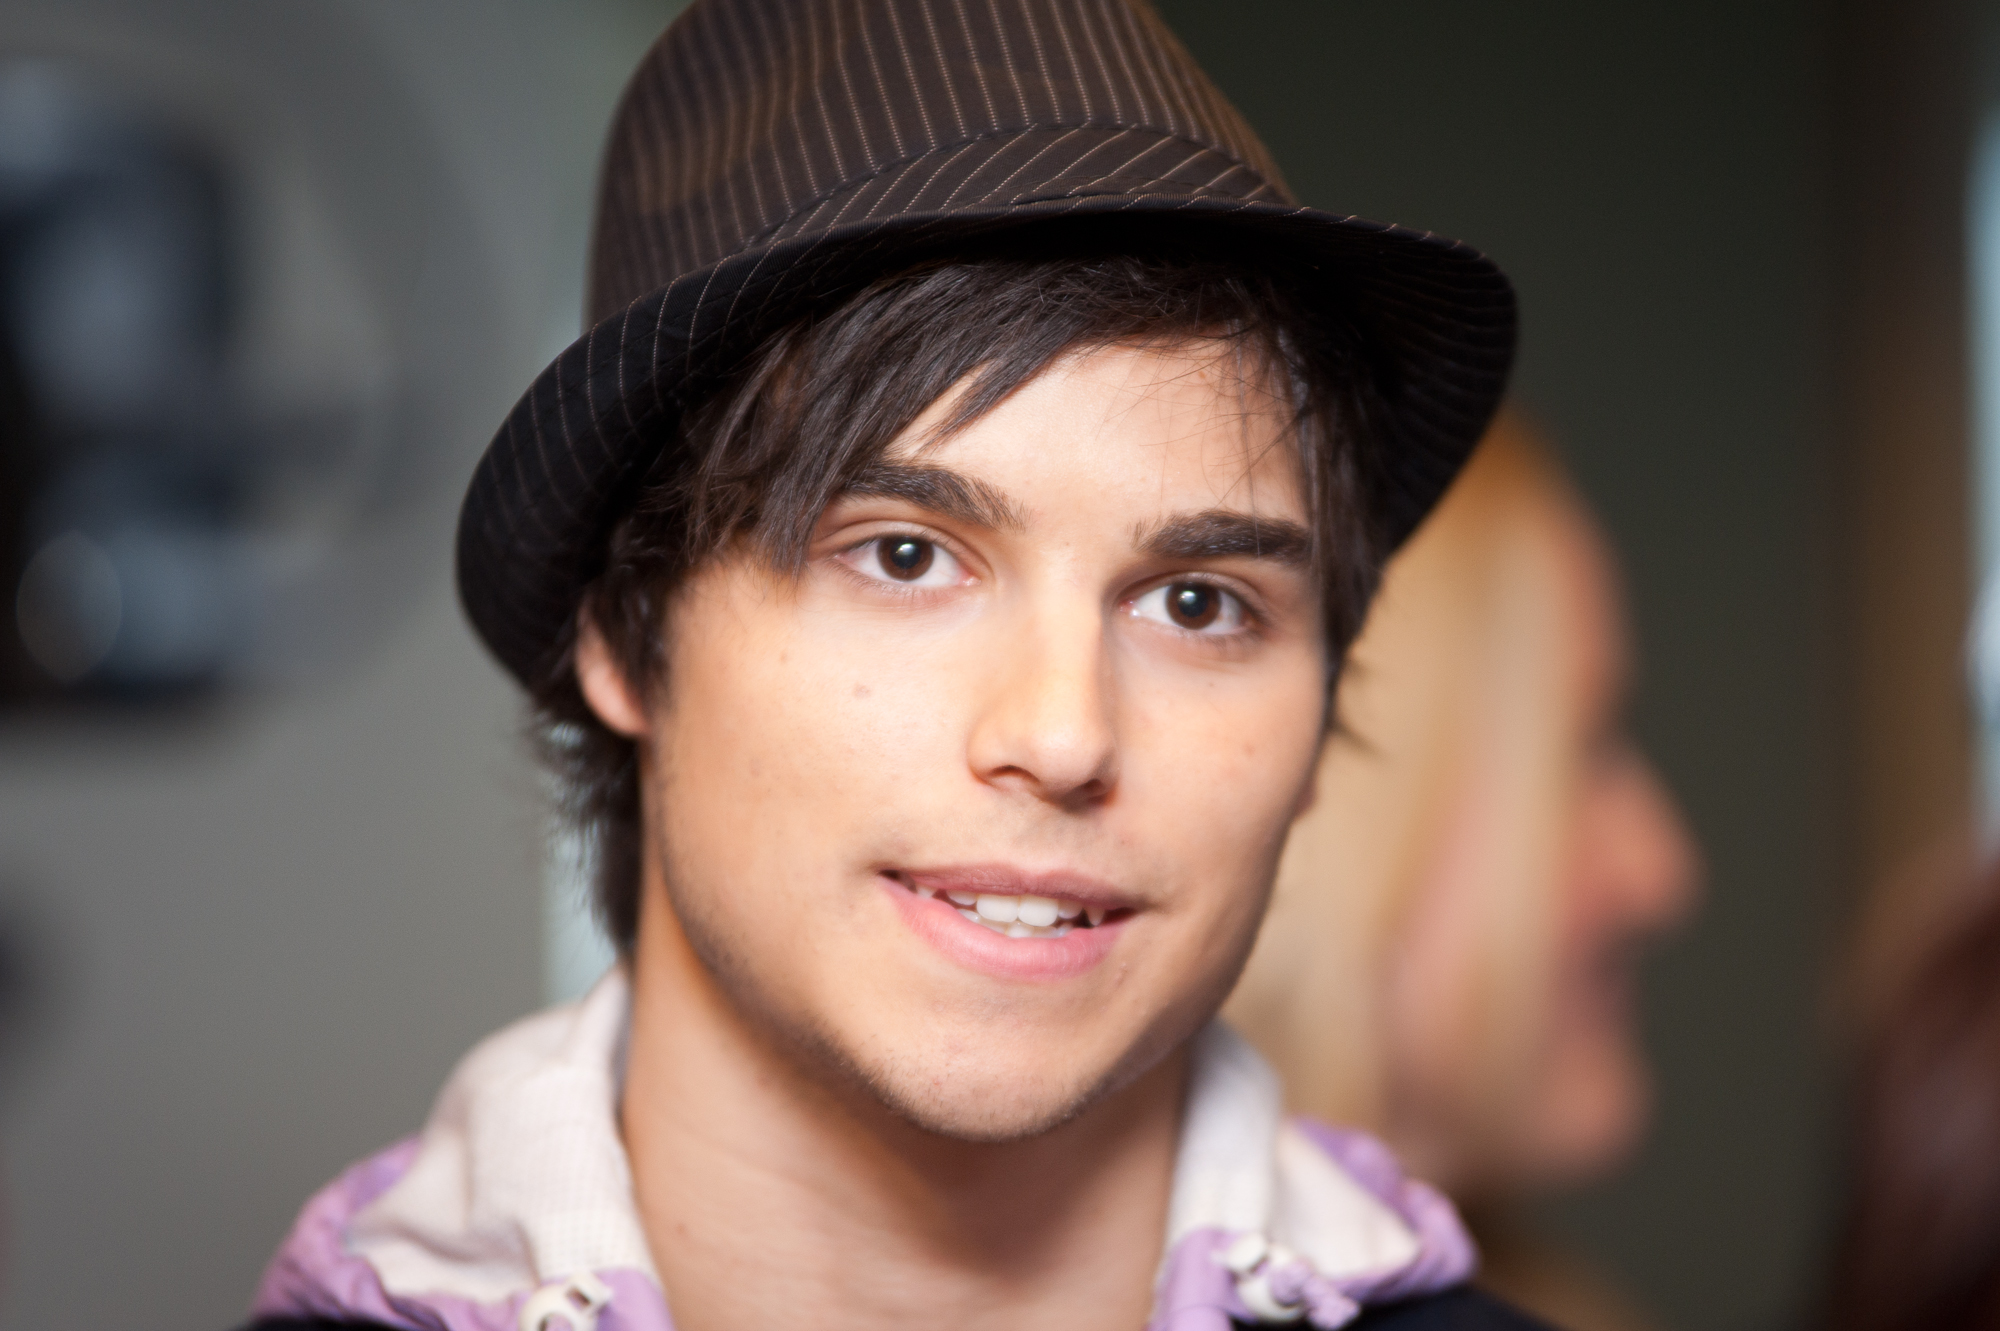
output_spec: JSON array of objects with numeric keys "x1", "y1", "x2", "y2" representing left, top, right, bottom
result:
[{"x1": 892, "y1": 338, "x2": 1307, "y2": 524}]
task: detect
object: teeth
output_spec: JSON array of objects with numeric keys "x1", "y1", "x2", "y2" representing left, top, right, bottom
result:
[
  {"x1": 975, "y1": 895, "x2": 1020, "y2": 923},
  {"x1": 1017, "y1": 896, "x2": 1059, "y2": 927},
  {"x1": 915, "y1": 883, "x2": 1101, "y2": 939}
]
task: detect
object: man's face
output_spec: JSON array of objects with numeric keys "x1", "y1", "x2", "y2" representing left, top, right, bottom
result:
[{"x1": 592, "y1": 339, "x2": 1329, "y2": 1141}]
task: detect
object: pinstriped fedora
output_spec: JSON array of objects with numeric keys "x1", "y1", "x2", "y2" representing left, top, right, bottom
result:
[{"x1": 456, "y1": 0, "x2": 1516, "y2": 686}]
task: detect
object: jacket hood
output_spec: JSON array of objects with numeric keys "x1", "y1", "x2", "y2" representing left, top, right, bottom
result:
[{"x1": 252, "y1": 969, "x2": 1475, "y2": 1330}]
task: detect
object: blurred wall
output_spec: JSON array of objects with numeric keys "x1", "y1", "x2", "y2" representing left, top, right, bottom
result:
[
  {"x1": 0, "y1": 4, "x2": 671, "y2": 1329},
  {"x1": 1152, "y1": 4, "x2": 1839, "y2": 1330},
  {"x1": 1829, "y1": 0, "x2": 1980, "y2": 1106},
  {"x1": 1833, "y1": 0, "x2": 1976, "y2": 898}
]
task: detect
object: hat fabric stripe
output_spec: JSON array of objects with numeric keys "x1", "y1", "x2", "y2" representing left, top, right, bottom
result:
[{"x1": 457, "y1": 0, "x2": 1517, "y2": 686}]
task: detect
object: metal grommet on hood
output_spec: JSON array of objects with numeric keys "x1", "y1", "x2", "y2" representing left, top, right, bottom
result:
[
  {"x1": 518, "y1": 1271, "x2": 613, "y2": 1331},
  {"x1": 1218, "y1": 1231, "x2": 1311, "y2": 1323}
]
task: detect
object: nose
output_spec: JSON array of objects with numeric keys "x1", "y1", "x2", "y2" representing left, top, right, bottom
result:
[
  {"x1": 966, "y1": 601, "x2": 1120, "y2": 810},
  {"x1": 1598, "y1": 744, "x2": 1701, "y2": 929}
]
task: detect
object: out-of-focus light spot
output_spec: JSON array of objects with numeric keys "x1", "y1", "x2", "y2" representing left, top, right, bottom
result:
[{"x1": 15, "y1": 531, "x2": 120, "y2": 683}]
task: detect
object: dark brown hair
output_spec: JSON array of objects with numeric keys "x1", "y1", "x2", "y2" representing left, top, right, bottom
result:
[
  {"x1": 1827, "y1": 868, "x2": 2000, "y2": 1331},
  {"x1": 534, "y1": 247, "x2": 1393, "y2": 951}
]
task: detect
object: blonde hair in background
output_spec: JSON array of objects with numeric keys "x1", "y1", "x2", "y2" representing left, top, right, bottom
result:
[{"x1": 1225, "y1": 412, "x2": 1586, "y2": 1167}]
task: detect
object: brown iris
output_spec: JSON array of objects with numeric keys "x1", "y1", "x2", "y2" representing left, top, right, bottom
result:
[
  {"x1": 879, "y1": 537, "x2": 934, "y2": 581},
  {"x1": 1166, "y1": 583, "x2": 1220, "y2": 629}
]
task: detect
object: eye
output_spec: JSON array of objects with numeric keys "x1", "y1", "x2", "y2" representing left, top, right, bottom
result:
[
  {"x1": 1129, "y1": 580, "x2": 1247, "y2": 635},
  {"x1": 842, "y1": 535, "x2": 967, "y2": 589}
]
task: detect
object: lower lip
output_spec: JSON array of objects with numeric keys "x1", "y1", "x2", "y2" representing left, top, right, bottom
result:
[{"x1": 883, "y1": 876, "x2": 1125, "y2": 982}]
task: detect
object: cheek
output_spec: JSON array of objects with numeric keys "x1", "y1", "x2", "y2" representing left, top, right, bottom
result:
[
  {"x1": 1521, "y1": 791, "x2": 1657, "y2": 1144},
  {"x1": 1125, "y1": 668, "x2": 1324, "y2": 915},
  {"x1": 650, "y1": 586, "x2": 974, "y2": 884}
]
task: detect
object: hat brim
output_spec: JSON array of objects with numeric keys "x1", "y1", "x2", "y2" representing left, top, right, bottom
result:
[{"x1": 457, "y1": 190, "x2": 1515, "y2": 687}]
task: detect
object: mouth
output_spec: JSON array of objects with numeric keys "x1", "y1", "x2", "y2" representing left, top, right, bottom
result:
[
  {"x1": 903, "y1": 881, "x2": 1112, "y2": 938},
  {"x1": 882, "y1": 866, "x2": 1135, "y2": 980}
]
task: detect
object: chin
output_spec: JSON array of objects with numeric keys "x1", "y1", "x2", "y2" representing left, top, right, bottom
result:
[
  {"x1": 847, "y1": 1027, "x2": 1142, "y2": 1142},
  {"x1": 796, "y1": 993, "x2": 1195, "y2": 1143},
  {"x1": 874, "y1": 1076, "x2": 1095, "y2": 1143}
]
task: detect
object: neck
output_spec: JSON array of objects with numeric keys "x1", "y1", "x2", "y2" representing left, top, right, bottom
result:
[{"x1": 619, "y1": 894, "x2": 1187, "y2": 1331}]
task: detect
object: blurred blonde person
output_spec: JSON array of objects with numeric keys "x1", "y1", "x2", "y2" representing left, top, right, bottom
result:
[{"x1": 1226, "y1": 414, "x2": 1699, "y2": 1331}]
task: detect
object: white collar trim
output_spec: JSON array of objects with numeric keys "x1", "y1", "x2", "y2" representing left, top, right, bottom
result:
[{"x1": 1170, "y1": 1023, "x2": 1420, "y2": 1280}]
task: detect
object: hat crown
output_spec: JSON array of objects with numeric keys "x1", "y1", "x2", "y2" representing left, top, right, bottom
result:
[{"x1": 590, "y1": 0, "x2": 1292, "y2": 323}]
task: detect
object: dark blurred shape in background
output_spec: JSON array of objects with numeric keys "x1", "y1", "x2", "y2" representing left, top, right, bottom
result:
[
  {"x1": 0, "y1": 64, "x2": 239, "y2": 697},
  {"x1": 1826, "y1": 855, "x2": 2000, "y2": 1331},
  {"x1": 0, "y1": 43, "x2": 484, "y2": 706}
]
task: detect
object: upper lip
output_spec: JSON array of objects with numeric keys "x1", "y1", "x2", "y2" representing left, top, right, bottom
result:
[{"x1": 891, "y1": 864, "x2": 1137, "y2": 911}]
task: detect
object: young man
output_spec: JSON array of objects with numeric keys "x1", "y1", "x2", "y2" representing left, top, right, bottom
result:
[{"x1": 247, "y1": 2, "x2": 1528, "y2": 1329}]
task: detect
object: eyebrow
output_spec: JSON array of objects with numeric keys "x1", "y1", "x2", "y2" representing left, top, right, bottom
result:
[
  {"x1": 841, "y1": 463, "x2": 1027, "y2": 531},
  {"x1": 1137, "y1": 511, "x2": 1312, "y2": 567},
  {"x1": 839, "y1": 464, "x2": 1310, "y2": 567}
]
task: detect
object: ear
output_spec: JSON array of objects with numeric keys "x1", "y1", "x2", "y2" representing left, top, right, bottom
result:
[{"x1": 574, "y1": 609, "x2": 650, "y2": 739}]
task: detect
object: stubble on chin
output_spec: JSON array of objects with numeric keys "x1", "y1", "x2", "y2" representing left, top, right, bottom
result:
[{"x1": 657, "y1": 864, "x2": 1190, "y2": 1145}]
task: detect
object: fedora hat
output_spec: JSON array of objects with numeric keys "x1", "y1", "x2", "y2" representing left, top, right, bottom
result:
[{"x1": 456, "y1": 0, "x2": 1517, "y2": 686}]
